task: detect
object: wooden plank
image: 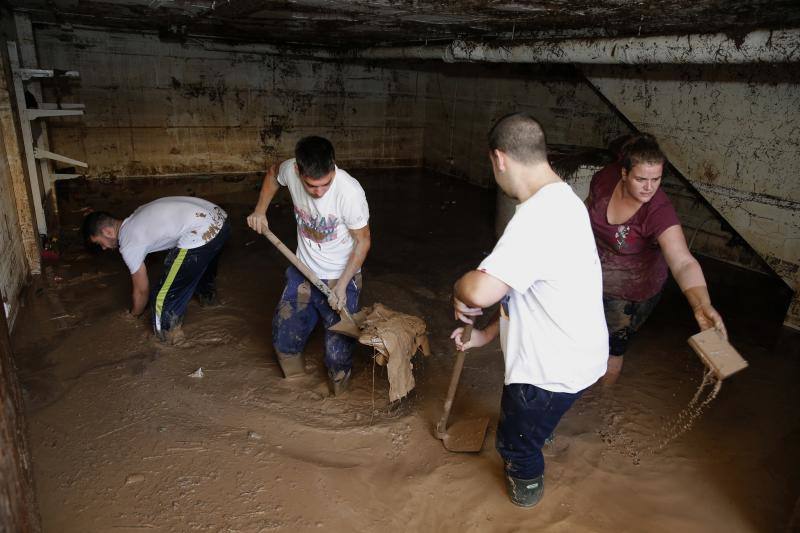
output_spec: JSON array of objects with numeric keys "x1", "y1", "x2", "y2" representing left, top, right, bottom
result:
[
  {"x1": 0, "y1": 43, "x2": 40, "y2": 274},
  {"x1": 7, "y1": 42, "x2": 46, "y2": 235},
  {"x1": 688, "y1": 328, "x2": 748, "y2": 380},
  {"x1": 0, "y1": 296, "x2": 41, "y2": 532}
]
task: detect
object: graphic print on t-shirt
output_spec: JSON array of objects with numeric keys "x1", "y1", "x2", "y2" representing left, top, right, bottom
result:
[
  {"x1": 294, "y1": 207, "x2": 339, "y2": 243},
  {"x1": 614, "y1": 224, "x2": 630, "y2": 250}
]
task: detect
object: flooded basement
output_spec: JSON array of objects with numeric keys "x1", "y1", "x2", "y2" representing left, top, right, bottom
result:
[{"x1": 10, "y1": 170, "x2": 800, "y2": 532}]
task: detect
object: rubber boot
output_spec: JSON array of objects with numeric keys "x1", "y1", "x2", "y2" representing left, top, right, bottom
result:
[
  {"x1": 505, "y1": 474, "x2": 544, "y2": 508},
  {"x1": 330, "y1": 369, "x2": 352, "y2": 396},
  {"x1": 276, "y1": 352, "x2": 305, "y2": 378}
]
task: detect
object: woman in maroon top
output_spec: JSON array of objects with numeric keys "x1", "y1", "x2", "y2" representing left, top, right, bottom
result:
[{"x1": 587, "y1": 134, "x2": 727, "y2": 383}]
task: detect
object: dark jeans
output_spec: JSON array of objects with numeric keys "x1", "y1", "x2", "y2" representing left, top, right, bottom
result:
[
  {"x1": 496, "y1": 383, "x2": 582, "y2": 480},
  {"x1": 272, "y1": 265, "x2": 362, "y2": 376},
  {"x1": 151, "y1": 219, "x2": 230, "y2": 334},
  {"x1": 603, "y1": 291, "x2": 662, "y2": 356}
]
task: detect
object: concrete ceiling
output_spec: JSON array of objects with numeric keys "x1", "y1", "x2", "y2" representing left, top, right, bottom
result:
[{"x1": 8, "y1": 0, "x2": 800, "y2": 48}]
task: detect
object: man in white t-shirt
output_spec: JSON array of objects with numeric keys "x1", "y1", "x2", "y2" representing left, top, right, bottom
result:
[
  {"x1": 82, "y1": 196, "x2": 230, "y2": 341},
  {"x1": 450, "y1": 113, "x2": 608, "y2": 507},
  {"x1": 247, "y1": 136, "x2": 371, "y2": 395}
]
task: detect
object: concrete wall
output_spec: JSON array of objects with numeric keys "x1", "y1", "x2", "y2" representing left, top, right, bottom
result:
[
  {"x1": 26, "y1": 26, "x2": 795, "y2": 322},
  {"x1": 34, "y1": 27, "x2": 426, "y2": 177},
  {"x1": 422, "y1": 65, "x2": 630, "y2": 186},
  {"x1": 422, "y1": 64, "x2": 770, "y2": 278},
  {"x1": 584, "y1": 65, "x2": 800, "y2": 326}
]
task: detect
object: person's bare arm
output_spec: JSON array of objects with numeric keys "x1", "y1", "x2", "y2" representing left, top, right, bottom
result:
[
  {"x1": 130, "y1": 264, "x2": 149, "y2": 317},
  {"x1": 658, "y1": 224, "x2": 727, "y2": 338},
  {"x1": 450, "y1": 272, "x2": 507, "y2": 351},
  {"x1": 247, "y1": 163, "x2": 280, "y2": 234},
  {"x1": 454, "y1": 270, "x2": 509, "y2": 316},
  {"x1": 329, "y1": 225, "x2": 371, "y2": 310}
]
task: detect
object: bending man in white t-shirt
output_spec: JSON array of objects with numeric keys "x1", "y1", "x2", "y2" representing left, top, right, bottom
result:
[
  {"x1": 82, "y1": 196, "x2": 230, "y2": 342},
  {"x1": 247, "y1": 136, "x2": 371, "y2": 395},
  {"x1": 451, "y1": 113, "x2": 608, "y2": 508}
]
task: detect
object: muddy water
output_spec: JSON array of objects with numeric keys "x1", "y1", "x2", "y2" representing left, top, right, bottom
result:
[{"x1": 12, "y1": 171, "x2": 800, "y2": 532}]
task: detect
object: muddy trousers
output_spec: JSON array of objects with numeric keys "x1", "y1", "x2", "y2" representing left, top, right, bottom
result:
[
  {"x1": 496, "y1": 383, "x2": 582, "y2": 480},
  {"x1": 272, "y1": 265, "x2": 361, "y2": 376},
  {"x1": 603, "y1": 291, "x2": 662, "y2": 356},
  {"x1": 151, "y1": 220, "x2": 230, "y2": 336}
]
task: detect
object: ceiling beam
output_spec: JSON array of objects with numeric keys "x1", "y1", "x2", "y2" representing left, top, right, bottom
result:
[{"x1": 351, "y1": 28, "x2": 800, "y2": 64}]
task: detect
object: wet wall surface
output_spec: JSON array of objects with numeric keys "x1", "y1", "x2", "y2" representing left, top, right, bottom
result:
[
  {"x1": 37, "y1": 27, "x2": 426, "y2": 178},
  {"x1": 584, "y1": 64, "x2": 800, "y2": 325}
]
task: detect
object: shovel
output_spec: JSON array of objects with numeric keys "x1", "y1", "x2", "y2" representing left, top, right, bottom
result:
[
  {"x1": 435, "y1": 325, "x2": 490, "y2": 452},
  {"x1": 261, "y1": 228, "x2": 363, "y2": 339}
]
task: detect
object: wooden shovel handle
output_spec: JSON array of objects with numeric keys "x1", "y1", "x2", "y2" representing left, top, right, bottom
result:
[
  {"x1": 435, "y1": 325, "x2": 473, "y2": 437},
  {"x1": 262, "y1": 228, "x2": 335, "y2": 299},
  {"x1": 261, "y1": 228, "x2": 360, "y2": 331}
]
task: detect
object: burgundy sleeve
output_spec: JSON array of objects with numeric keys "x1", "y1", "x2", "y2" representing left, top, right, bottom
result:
[{"x1": 643, "y1": 190, "x2": 682, "y2": 239}]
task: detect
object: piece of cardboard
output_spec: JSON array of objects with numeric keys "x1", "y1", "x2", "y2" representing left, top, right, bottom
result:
[{"x1": 688, "y1": 329, "x2": 748, "y2": 380}]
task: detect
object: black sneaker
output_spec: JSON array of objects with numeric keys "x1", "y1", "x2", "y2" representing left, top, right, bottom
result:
[{"x1": 505, "y1": 474, "x2": 544, "y2": 508}]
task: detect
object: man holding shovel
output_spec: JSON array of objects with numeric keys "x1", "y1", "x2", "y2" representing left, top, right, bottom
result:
[
  {"x1": 247, "y1": 136, "x2": 371, "y2": 395},
  {"x1": 450, "y1": 113, "x2": 608, "y2": 507}
]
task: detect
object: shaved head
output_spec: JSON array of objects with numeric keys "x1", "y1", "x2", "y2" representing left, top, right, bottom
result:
[{"x1": 488, "y1": 112, "x2": 548, "y2": 164}]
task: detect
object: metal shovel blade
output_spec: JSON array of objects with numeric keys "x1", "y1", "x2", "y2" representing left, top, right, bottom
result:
[
  {"x1": 327, "y1": 317, "x2": 361, "y2": 339},
  {"x1": 436, "y1": 417, "x2": 490, "y2": 453},
  {"x1": 327, "y1": 310, "x2": 365, "y2": 339}
]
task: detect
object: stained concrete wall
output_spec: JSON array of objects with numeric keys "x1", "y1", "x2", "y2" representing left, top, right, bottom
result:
[
  {"x1": 422, "y1": 65, "x2": 770, "y2": 277},
  {"x1": 34, "y1": 27, "x2": 426, "y2": 177},
  {"x1": 422, "y1": 66, "x2": 629, "y2": 186},
  {"x1": 584, "y1": 65, "x2": 800, "y2": 326},
  {"x1": 24, "y1": 25, "x2": 794, "y2": 322}
]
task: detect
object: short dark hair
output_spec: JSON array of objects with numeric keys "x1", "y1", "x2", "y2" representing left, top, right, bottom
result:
[
  {"x1": 488, "y1": 112, "x2": 548, "y2": 165},
  {"x1": 295, "y1": 136, "x2": 335, "y2": 179},
  {"x1": 620, "y1": 133, "x2": 665, "y2": 171},
  {"x1": 81, "y1": 211, "x2": 115, "y2": 245}
]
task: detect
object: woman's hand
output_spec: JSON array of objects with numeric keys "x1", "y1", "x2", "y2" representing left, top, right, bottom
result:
[{"x1": 693, "y1": 302, "x2": 728, "y2": 340}]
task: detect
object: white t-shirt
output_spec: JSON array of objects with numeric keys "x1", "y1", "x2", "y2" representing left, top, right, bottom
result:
[
  {"x1": 118, "y1": 196, "x2": 227, "y2": 274},
  {"x1": 479, "y1": 182, "x2": 608, "y2": 393},
  {"x1": 277, "y1": 159, "x2": 369, "y2": 279}
]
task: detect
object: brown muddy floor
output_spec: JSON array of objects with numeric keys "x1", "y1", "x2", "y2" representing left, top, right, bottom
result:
[{"x1": 11, "y1": 170, "x2": 800, "y2": 532}]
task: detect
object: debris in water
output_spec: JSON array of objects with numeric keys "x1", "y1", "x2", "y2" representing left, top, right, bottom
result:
[
  {"x1": 188, "y1": 368, "x2": 204, "y2": 378},
  {"x1": 598, "y1": 367, "x2": 723, "y2": 464},
  {"x1": 125, "y1": 473, "x2": 145, "y2": 485}
]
